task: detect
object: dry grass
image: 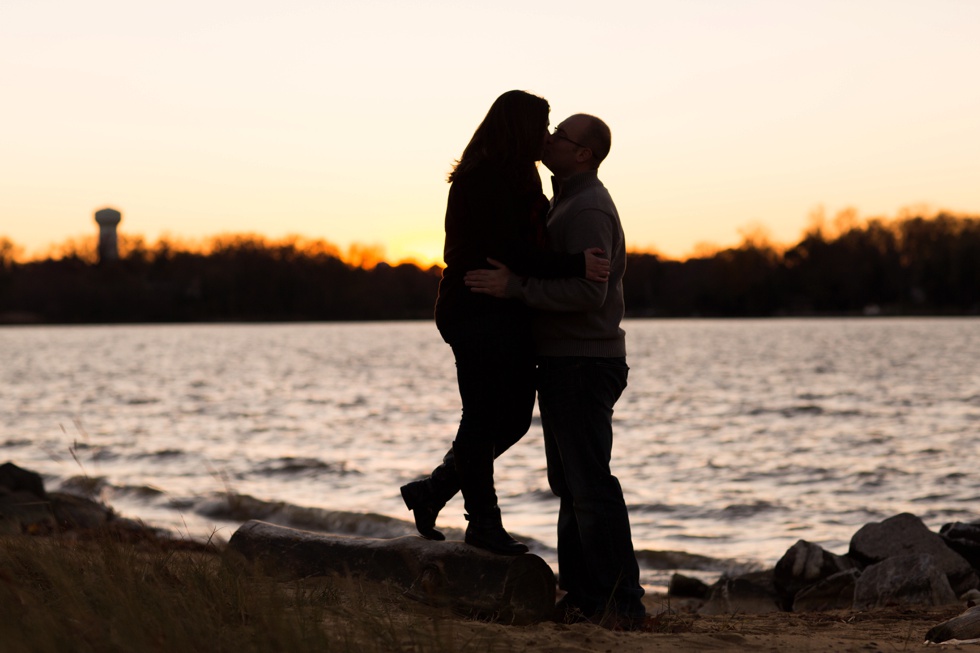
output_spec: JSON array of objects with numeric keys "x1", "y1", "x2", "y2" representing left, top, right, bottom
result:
[
  {"x1": 0, "y1": 534, "x2": 507, "y2": 653},
  {"x1": 2, "y1": 532, "x2": 962, "y2": 653}
]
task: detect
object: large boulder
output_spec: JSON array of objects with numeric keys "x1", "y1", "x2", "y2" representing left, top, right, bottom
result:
[
  {"x1": 0, "y1": 462, "x2": 47, "y2": 498},
  {"x1": 667, "y1": 573, "x2": 711, "y2": 599},
  {"x1": 849, "y1": 513, "x2": 977, "y2": 596},
  {"x1": 49, "y1": 491, "x2": 115, "y2": 530},
  {"x1": 853, "y1": 554, "x2": 958, "y2": 609},
  {"x1": 228, "y1": 520, "x2": 556, "y2": 624},
  {"x1": 0, "y1": 462, "x2": 56, "y2": 534},
  {"x1": 940, "y1": 521, "x2": 980, "y2": 571},
  {"x1": 792, "y1": 569, "x2": 860, "y2": 612},
  {"x1": 0, "y1": 489, "x2": 57, "y2": 535}
]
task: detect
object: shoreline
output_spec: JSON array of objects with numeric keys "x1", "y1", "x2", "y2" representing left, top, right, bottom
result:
[
  {"x1": 3, "y1": 461, "x2": 978, "y2": 651},
  {"x1": 2, "y1": 530, "x2": 969, "y2": 652}
]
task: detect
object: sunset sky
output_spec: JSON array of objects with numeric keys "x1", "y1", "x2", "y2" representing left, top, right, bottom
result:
[{"x1": 2, "y1": 0, "x2": 978, "y2": 265}]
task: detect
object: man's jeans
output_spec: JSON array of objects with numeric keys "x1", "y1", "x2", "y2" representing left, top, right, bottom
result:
[{"x1": 537, "y1": 355, "x2": 645, "y2": 617}]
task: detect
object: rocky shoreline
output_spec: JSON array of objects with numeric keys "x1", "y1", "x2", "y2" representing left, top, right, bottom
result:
[
  {"x1": 672, "y1": 513, "x2": 980, "y2": 616},
  {"x1": 0, "y1": 461, "x2": 213, "y2": 552}
]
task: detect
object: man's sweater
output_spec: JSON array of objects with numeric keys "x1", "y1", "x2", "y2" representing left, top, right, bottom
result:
[{"x1": 505, "y1": 169, "x2": 627, "y2": 358}]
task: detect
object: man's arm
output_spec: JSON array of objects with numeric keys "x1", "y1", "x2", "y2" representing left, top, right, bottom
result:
[{"x1": 466, "y1": 209, "x2": 615, "y2": 311}]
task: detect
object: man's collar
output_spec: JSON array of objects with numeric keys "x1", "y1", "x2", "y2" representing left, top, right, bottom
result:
[{"x1": 551, "y1": 169, "x2": 599, "y2": 201}]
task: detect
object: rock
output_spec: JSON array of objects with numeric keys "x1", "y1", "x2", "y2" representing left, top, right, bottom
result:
[
  {"x1": 668, "y1": 573, "x2": 710, "y2": 599},
  {"x1": 0, "y1": 489, "x2": 57, "y2": 534},
  {"x1": 961, "y1": 588, "x2": 980, "y2": 604},
  {"x1": 228, "y1": 519, "x2": 556, "y2": 624},
  {"x1": 853, "y1": 554, "x2": 958, "y2": 609},
  {"x1": 699, "y1": 570, "x2": 781, "y2": 615},
  {"x1": 0, "y1": 487, "x2": 117, "y2": 534},
  {"x1": 940, "y1": 521, "x2": 980, "y2": 570},
  {"x1": 0, "y1": 462, "x2": 47, "y2": 498},
  {"x1": 926, "y1": 604, "x2": 980, "y2": 643},
  {"x1": 49, "y1": 491, "x2": 114, "y2": 529},
  {"x1": 0, "y1": 461, "x2": 123, "y2": 535},
  {"x1": 635, "y1": 549, "x2": 723, "y2": 571},
  {"x1": 0, "y1": 463, "x2": 211, "y2": 550},
  {"x1": 58, "y1": 474, "x2": 110, "y2": 499},
  {"x1": 792, "y1": 569, "x2": 860, "y2": 612},
  {"x1": 774, "y1": 540, "x2": 859, "y2": 606},
  {"x1": 849, "y1": 513, "x2": 977, "y2": 595}
]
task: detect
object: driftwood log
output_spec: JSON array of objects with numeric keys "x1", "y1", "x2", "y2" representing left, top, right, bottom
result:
[{"x1": 228, "y1": 520, "x2": 556, "y2": 623}]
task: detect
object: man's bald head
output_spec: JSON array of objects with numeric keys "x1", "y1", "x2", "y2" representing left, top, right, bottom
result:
[{"x1": 569, "y1": 114, "x2": 611, "y2": 167}]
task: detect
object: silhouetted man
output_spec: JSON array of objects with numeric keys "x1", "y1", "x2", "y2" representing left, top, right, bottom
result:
[{"x1": 465, "y1": 113, "x2": 645, "y2": 627}]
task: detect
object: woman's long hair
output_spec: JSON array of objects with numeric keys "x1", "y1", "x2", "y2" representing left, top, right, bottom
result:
[{"x1": 448, "y1": 90, "x2": 549, "y2": 184}]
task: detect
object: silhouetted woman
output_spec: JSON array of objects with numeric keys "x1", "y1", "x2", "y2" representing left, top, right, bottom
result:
[{"x1": 400, "y1": 90, "x2": 607, "y2": 554}]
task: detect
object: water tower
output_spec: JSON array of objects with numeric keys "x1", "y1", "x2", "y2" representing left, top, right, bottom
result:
[{"x1": 94, "y1": 207, "x2": 122, "y2": 262}]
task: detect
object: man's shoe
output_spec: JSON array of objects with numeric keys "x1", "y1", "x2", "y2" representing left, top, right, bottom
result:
[
  {"x1": 555, "y1": 595, "x2": 649, "y2": 630},
  {"x1": 400, "y1": 480, "x2": 446, "y2": 541},
  {"x1": 553, "y1": 595, "x2": 596, "y2": 624},
  {"x1": 464, "y1": 507, "x2": 528, "y2": 555}
]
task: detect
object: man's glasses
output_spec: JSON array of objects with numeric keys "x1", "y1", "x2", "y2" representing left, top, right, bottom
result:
[{"x1": 552, "y1": 129, "x2": 590, "y2": 150}]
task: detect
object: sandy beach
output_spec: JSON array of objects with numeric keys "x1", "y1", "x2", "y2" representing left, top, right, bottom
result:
[{"x1": 313, "y1": 577, "x2": 976, "y2": 653}]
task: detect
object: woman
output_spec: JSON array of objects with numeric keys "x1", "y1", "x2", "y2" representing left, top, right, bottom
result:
[{"x1": 400, "y1": 90, "x2": 608, "y2": 555}]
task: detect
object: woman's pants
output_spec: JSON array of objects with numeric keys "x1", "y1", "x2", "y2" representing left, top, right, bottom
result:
[{"x1": 425, "y1": 322, "x2": 536, "y2": 515}]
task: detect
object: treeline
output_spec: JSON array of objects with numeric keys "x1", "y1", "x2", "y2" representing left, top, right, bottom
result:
[
  {"x1": 625, "y1": 212, "x2": 979, "y2": 317},
  {"x1": 0, "y1": 235, "x2": 442, "y2": 323},
  {"x1": 0, "y1": 212, "x2": 978, "y2": 323}
]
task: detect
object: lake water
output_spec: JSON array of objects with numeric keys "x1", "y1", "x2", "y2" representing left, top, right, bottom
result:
[{"x1": 2, "y1": 318, "x2": 978, "y2": 590}]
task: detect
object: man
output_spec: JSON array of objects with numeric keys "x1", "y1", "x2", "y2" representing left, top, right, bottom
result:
[{"x1": 464, "y1": 113, "x2": 646, "y2": 626}]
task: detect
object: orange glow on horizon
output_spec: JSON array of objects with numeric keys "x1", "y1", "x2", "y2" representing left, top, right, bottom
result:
[
  {"x1": 7, "y1": 205, "x2": 978, "y2": 268},
  {"x1": 383, "y1": 233, "x2": 444, "y2": 269},
  {"x1": 9, "y1": 230, "x2": 447, "y2": 270}
]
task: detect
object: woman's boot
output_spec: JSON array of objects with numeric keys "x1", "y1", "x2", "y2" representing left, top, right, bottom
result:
[
  {"x1": 464, "y1": 506, "x2": 528, "y2": 555},
  {"x1": 401, "y1": 448, "x2": 460, "y2": 541},
  {"x1": 452, "y1": 439, "x2": 527, "y2": 555},
  {"x1": 400, "y1": 479, "x2": 447, "y2": 541}
]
